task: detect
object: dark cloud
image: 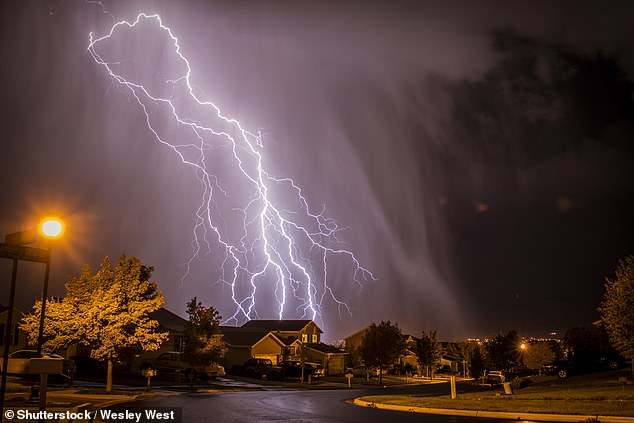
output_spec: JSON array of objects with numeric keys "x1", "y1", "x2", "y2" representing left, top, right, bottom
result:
[{"x1": 1, "y1": 0, "x2": 633, "y2": 341}]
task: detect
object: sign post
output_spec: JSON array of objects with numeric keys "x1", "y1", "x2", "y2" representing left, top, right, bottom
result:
[
  {"x1": 0, "y1": 243, "x2": 51, "y2": 263},
  {"x1": 345, "y1": 371, "x2": 354, "y2": 388},
  {"x1": 0, "y1": 243, "x2": 51, "y2": 417}
]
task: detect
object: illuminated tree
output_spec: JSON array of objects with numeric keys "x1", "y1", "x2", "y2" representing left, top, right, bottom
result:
[
  {"x1": 182, "y1": 297, "x2": 226, "y2": 382},
  {"x1": 599, "y1": 255, "x2": 634, "y2": 374},
  {"x1": 21, "y1": 255, "x2": 167, "y2": 392},
  {"x1": 358, "y1": 321, "x2": 406, "y2": 384},
  {"x1": 416, "y1": 330, "x2": 441, "y2": 378},
  {"x1": 522, "y1": 342, "x2": 556, "y2": 373}
]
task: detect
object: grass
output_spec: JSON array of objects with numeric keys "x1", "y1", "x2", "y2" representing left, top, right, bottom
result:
[{"x1": 359, "y1": 371, "x2": 634, "y2": 417}]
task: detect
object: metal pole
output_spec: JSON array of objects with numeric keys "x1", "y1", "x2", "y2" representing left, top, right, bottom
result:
[
  {"x1": 0, "y1": 259, "x2": 19, "y2": 415},
  {"x1": 36, "y1": 250, "x2": 51, "y2": 355},
  {"x1": 37, "y1": 249, "x2": 52, "y2": 418}
]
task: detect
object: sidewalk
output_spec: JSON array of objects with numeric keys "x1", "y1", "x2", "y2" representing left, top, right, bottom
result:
[
  {"x1": 353, "y1": 397, "x2": 634, "y2": 423},
  {"x1": 2, "y1": 381, "x2": 170, "y2": 422}
]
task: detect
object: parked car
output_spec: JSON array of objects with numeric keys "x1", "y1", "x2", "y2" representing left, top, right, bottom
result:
[
  {"x1": 279, "y1": 360, "x2": 324, "y2": 380},
  {"x1": 244, "y1": 358, "x2": 284, "y2": 380},
  {"x1": 70, "y1": 355, "x2": 106, "y2": 376},
  {"x1": 485, "y1": 370, "x2": 506, "y2": 384},
  {"x1": 306, "y1": 362, "x2": 325, "y2": 379},
  {"x1": 0, "y1": 349, "x2": 75, "y2": 386},
  {"x1": 141, "y1": 351, "x2": 225, "y2": 381},
  {"x1": 347, "y1": 365, "x2": 383, "y2": 377},
  {"x1": 544, "y1": 352, "x2": 627, "y2": 379}
]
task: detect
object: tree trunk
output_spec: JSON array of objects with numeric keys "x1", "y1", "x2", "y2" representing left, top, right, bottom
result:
[{"x1": 106, "y1": 359, "x2": 113, "y2": 393}]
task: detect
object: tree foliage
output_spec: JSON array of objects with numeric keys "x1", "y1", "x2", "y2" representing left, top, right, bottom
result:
[
  {"x1": 484, "y1": 330, "x2": 521, "y2": 372},
  {"x1": 599, "y1": 255, "x2": 634, "y2": 360},
  {"x1": 466, "y1": 342, "x2": 485, "y2": 379},
  {"x1": 522, "y1": 342, "x2": 556, "y2": 371},
  {"x1": 20, "y1": 255, "x2": 168, "y2": 391},
  {"x1": 563, "y1": 326, "x2": 603, "y2": 357},
  {"x1": 358, "y1": 321, "x2": 405, "y2": 384},
  {"x1": 182, "y1": 297, "x2": 226, "y2": 375},
  {"x1": 416, "y1": 330, "x2": 441, "y2": 378}
]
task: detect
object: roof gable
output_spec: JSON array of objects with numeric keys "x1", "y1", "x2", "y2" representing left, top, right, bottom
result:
[
  {"x1": 221, "y1": 330, "x2": 270, "y2": 347},
  {"x1": 148, "y1": 308, "x2": 188, "y2": 333},
  {"x1": 240, "y1": 319, "x2": 322, "y2": 333},
  {"x1": 344, "y1": 325, "x2": 372, "y2": 341}
]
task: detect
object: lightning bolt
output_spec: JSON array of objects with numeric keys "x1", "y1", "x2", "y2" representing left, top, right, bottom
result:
[{"x1": 87, "y1": 13, "x2": 374, "y2": 326}]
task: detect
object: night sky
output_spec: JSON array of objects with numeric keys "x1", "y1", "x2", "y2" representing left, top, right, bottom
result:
[{"x1": 1, "y1": 1, "x2": 633, "y2": 342}]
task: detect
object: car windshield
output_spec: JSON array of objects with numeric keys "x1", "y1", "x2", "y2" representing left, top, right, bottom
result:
[{"x1": 43, "y1": 353, "x2": 64, "y2": 359}]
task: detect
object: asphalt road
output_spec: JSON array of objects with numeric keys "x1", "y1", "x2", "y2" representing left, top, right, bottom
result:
[{"x1": 114, "y1": 384, "x2": 560, "y2": 423}]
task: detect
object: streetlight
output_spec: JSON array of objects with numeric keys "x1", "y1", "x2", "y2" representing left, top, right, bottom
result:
[
  {"x1": 40, "y1": 218, "x2": 64, "y2": 239},
  {"x1": 36, "y1": 217, "x2": 64, "y2": 355},
  {"x1": 0, "y1": 217, "x2": 64, "y2": 416}
]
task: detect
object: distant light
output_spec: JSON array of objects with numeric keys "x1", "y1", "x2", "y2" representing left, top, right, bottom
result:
[
  {"x1": 40, "y1": 218, "x2": 64, "y2": 238},
  {"x1": 520, "y1": 343, "x2": 527, "y2": 350}
]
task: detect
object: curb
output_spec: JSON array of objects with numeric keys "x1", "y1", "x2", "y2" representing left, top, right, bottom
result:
[{"x1": 352, "y1": 398, "x2": 634, "y2": 423}]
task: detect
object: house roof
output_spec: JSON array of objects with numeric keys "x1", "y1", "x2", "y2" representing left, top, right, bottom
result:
[
  {"x1": 343, "y1": 324, "x2": 372, "y2": 341},
  {"x1": 149, "y1": 308, "x2": 188, "y2": 333},
  {"x1": 305, "y1": 343, "x2": 345, "y2": 355},
  {"x1": 220, "y1": 330, "x2": 276, "y2": 348},
  {"x1": 270, "y1": 334, "x2": 301, "y2": 346},
  {"x1": 240, "y1": 319, "x2": 322, "y2": 333}
]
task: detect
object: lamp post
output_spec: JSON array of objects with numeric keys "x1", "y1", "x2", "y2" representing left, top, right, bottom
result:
[
  {"x1": 36, "y1": 218, "x2": 64, "y2": 355},
  {"x1": 0, "y1": 217, "x2": 64, "y2": 416}
]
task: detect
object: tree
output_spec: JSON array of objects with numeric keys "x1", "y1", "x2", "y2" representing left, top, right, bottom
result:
[
  {"x1": 599, "y1": 255, "x2": 634, "y2": 374},
  {"x1": 563, "y1": 326, "x2": 603, "y2": 359},
  {"x1": 466, "y1": 342, "x2": 485, "y2": 379},
  {"x1": 416, "y1": 331, "x2": 441, "y2": 378},
  {"x1": 358, "y1": 321, "x2": 405, "y2": 385},
  {"x1": 182, "y1": 297, "x2": 226, "y2": 382},
  {"x1": 21, "y1": 255, "x2": 168, "y2": 392},
  {"x1": 484, "y1": 330, "x2": 521, "y2": 372},
  {"x1": 522, "y1": 342, "x2": 556, "y2": 373}
]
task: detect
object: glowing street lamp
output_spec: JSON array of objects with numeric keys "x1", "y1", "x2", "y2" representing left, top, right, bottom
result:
[
  {"x1": 35, "y1": 217, "x2": 65, "y2": 354},
  {"x1": 40, "y1": 218, "x2": 64, "y2": 239}
]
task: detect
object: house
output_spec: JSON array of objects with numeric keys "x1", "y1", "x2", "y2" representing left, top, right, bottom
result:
[
  {"x1": 0, "y1": 306, "x2": 27, "y2": 352},
  {"x1": 400, "y1": 335, "x2": 419, "y2": 370},
  {"x1": 344, "y1": 325, "x2": 420, "y2": 373},
  {"x1": 148, "y1": 307, "x2": 189, "y2": 356},
  {"x1": 219, "y1": 320, "x2": 346, "y2": 375},
  {"x1": 342, "y1": 325, "x2": 370, "y2": 353},
  {"x1": 304, "y1": 342, "x2": 346, "y2": 375},
  {"x1": 240, "y1": 319, "x2": 322, "y2": 344}
]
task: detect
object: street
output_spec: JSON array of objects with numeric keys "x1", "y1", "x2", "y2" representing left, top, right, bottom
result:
[{"x1": 116, "y1": 383, "x2": 559, "y2": 423}]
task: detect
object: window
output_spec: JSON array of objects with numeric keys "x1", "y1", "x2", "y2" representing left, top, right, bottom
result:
[
  {"x1": 301, "y1": 334, "x2": 308, "y2": 343},
  {"x1": 312, "y1": 334, "x2": 318, "y2": 343},
  {"x1": 290, "y1": 347, "x2": 295, "y2": 356},
  {"x1": 173, "y1": 335, "x2": 183, "y2": 352}
]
